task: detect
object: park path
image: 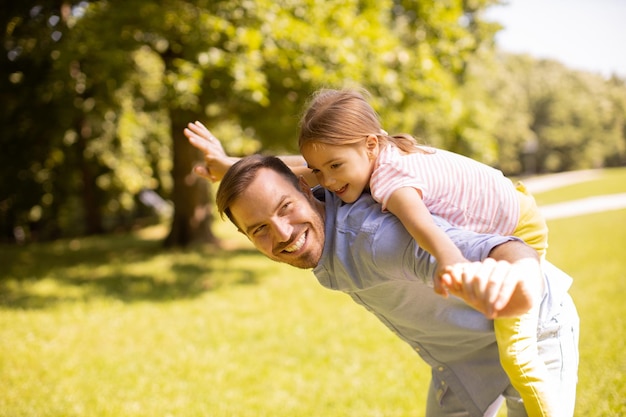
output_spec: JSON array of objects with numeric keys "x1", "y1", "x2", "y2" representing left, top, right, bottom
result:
[{"x1": 521, "y1": 169, "x2": 626, "y2": 220}]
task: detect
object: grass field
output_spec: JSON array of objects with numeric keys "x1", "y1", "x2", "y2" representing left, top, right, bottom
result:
[{"x1": 1, "y1": 167, "x2": 625, "y2": 416}]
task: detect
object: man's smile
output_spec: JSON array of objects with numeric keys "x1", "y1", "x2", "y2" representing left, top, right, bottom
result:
[{"x1": 282, "y1": 232, "x2": 307, "y2": 253}]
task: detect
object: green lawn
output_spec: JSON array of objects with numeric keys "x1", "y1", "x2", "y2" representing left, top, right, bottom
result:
[
  {"x1": 546, "y1": 211, "x2": 626, "y2": 417},
  {"x1": 1, "y1": 168, "x2": 625, "y2": 416}
]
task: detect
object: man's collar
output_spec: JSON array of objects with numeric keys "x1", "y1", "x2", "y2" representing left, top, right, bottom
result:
[{"x1": 312, "y1": 185, "x2": 325, "y2": 202}]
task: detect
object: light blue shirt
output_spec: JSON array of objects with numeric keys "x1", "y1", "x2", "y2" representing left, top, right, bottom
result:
[{"x1": 313, "y1": 189, "x2": 573, "y2": 416}]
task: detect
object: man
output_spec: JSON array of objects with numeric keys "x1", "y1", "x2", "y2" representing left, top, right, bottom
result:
[{"x1": 187, "y1": 127, "x2": 579, "y2": 417}]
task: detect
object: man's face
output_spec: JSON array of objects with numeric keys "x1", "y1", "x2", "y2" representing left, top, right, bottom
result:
[{"x1": 229, "y1": 168, "x2": 326, "y2": 269}]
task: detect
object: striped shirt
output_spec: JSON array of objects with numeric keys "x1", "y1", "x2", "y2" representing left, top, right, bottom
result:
[{"x1": 370, "y1": 145, "x2": 520, "y2": 235}]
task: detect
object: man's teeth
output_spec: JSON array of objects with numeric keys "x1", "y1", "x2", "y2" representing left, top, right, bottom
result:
[{"x1": 284, "y1": 233, "x2": 306, "y2": 253}]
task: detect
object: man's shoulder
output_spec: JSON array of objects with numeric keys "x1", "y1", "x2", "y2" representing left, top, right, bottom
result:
[{"x1": 332, "y1": 192, "x2": 389, "y2": 230}]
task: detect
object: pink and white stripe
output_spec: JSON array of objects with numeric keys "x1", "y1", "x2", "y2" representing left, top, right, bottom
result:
[{"x1": 370, "y1": 145, "x2": 520, "y2": 235}]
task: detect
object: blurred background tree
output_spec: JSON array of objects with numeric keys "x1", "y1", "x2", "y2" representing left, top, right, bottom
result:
[{"x1": 1, "y1": 0, "x2": 625, "y2": 245}]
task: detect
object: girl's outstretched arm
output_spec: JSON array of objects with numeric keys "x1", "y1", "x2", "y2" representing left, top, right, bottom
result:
[
  {"x1": 184, "y1": 121, "x2": 317, "y2": 185},
  {"x1": 385, "y1": 186, "x2": 468, "y2": 295}
]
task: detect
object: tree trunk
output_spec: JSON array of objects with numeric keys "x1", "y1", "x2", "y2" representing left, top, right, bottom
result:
[
  {"x1": 77, "y1": 117, "x2": 104, "y2": 235},
  {"x1": 164, "y1": 109, "x2": 218, "y2": 247}
]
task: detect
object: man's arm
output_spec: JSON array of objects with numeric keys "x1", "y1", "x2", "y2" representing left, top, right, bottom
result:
[{"x1": 442, "y1": 240, "x2": 543, "y2": 319}]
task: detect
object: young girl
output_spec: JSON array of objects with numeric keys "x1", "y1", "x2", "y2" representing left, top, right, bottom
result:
[{"x1": 297, "y1": 88, "x2": 555, "y2": 416}]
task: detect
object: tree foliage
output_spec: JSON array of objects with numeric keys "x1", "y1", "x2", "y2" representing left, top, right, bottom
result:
[
  {"x1": 470, "y1": 53, "x2": 626, "y2": 174},
  {"x1": 1, "y1": 0, "x2": 625, "y2": 245}
]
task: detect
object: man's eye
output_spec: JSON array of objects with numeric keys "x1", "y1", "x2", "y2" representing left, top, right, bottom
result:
[
  {"x1": 311, "y1": 168, "x2": 320, "y2": 174},
  {"x1": 330, "y1": 163, "x2": 341, "y2": 169},
  {"x1": 276, "y1": 202, "x2": 293, "y2": 217},
  {"x1": 252, "y1": 225, "x2": 266, "y2": 236}
]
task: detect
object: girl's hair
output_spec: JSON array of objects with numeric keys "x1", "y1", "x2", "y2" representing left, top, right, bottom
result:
[{"x1": 298, "y1": 88, "x2": 420, "y2": 153}]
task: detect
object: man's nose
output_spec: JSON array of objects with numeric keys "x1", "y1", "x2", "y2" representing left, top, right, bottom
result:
[{"x1": 272, "y1": 218, "x2": 293, "y2": 242}]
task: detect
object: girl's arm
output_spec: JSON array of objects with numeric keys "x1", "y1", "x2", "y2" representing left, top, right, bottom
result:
[
  {"x1": 385, "y1": 186, "x2": 468, "y2": 295},
  {"x1": 185, "y1": 121, "x2": 318, "y2": 185},
  {"x1": 274, "y1": 155, "x2": 319, "y2": 187}
]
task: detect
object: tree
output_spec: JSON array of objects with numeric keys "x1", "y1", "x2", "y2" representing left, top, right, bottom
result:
[
  {"x1": 0, "y1": 0, "x2": 510, "y2": 245},
  {"x1": 72, "y1": 0, "x2": 503, "y2": 246},
  {"x1": 1, "y1": 1, "x2": 84, "y2": 241}
]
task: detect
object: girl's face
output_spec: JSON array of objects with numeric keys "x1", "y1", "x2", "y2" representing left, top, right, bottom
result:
[{"x1": 301, "y1": 137, "x2": 378, "y2": 203}]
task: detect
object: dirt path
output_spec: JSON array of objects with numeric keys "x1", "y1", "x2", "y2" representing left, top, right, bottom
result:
[
  {"x1": 521, "y1": 169, "x2": 605, "y2": 193},
  {"x1": 521, "y1": 169, "x2": 626, "y2": 220},
  {"x1": 539, "y1": 193, "x2": 626, "y2": 220}
]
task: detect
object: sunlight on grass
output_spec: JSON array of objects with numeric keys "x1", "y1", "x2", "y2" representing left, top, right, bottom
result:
[
  {"x1": 546, "y1": 209, "x2": 626, "y2": 417},
  {"x1": 1, "y1": 172, "x2": 625, "y2": 416},
  {"x1": 0, "y1": 226, "x2": 428, "y2": 417}
]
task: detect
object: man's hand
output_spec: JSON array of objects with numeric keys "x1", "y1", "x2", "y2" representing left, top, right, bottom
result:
[
  {"x1": 184, "y1": 121, "x2": 237, "y2": 182},
  {"x1": 441, "y1": 258, "x2": 541, "y2": 319}
]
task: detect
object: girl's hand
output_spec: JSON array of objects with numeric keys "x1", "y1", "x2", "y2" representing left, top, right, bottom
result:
[
  {"x1": 441, "y1": 258, "x2": 537, "y2": 319},
  {"x1": 434, "y1": 255, "x2": 469, "y2": 297}
]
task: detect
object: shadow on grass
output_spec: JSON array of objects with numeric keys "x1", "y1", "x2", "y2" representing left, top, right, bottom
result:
[{"x1": 0, "y1": 231, "x2": 265, "y2": 310}]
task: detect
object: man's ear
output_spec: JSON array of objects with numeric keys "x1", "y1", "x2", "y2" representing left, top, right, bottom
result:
[
  {"x1": 227, "y1": 215, "x2": 248, "y2": 238},
  {"x1": 298, "y1": 175, "x2": 313, "y2": 197}
]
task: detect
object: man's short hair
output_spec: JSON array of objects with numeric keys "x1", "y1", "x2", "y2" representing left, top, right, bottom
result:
[{"x1": 216, "y1": 155, "x2": 301, "y2": 228}]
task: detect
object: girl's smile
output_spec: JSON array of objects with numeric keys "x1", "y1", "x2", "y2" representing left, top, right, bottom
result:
[{"x1": 301, "y1": 138, "x2": 378, "y2": 203}]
